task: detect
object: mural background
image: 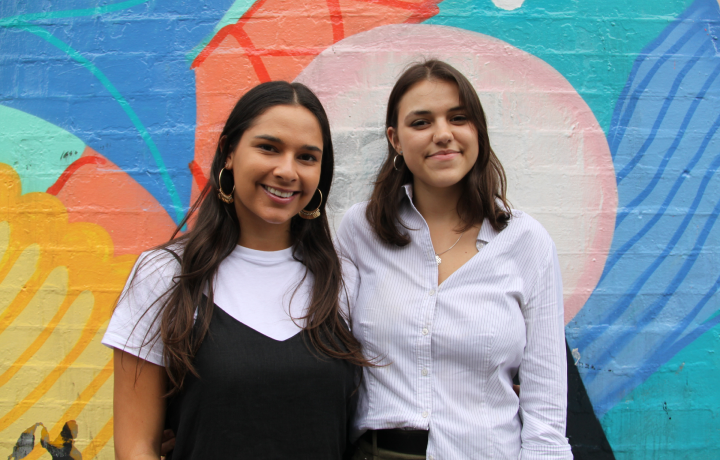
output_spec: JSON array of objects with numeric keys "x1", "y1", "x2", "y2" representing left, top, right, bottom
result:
[{"x1": 1, "y1": 0, "x2": 718, "y2": 458}]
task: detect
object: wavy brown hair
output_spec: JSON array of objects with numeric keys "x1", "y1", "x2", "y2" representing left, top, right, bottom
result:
[
  {"x1": 367, "y1": 60, "x2": 511, "y2": 246},
  {"x1": 128, "y1": 81, "x2": 369, "y2": 394}
]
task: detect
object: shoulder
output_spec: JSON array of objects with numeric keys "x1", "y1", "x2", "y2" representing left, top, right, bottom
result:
[
  {"x1": 502, "y1": 210, "x2": 556, "y2": 256},
  {"x1": 336, "y1": 202, "x2": 371, "y2": 243},
  {"x1": 125, "y1": 244, "x2": 185, "y2": 295},
  {"x1": 339, "y1": 201, "x2": 370, "y2": 228}
]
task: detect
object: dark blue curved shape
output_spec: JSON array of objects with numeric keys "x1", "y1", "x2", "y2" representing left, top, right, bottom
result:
[
  {"x1": 598, "y1": 269, "x2": 720, "y2": 412},
  {"x1": 615, "y1": 41, "x2": 712, "y2": 187},
  {"x1": 584, "y1": 151, "x2": 720, "y2": 386},
  {"x1": 567, "y1": 0, "x2": 720, "y2": 417},
  {"x1": 600, "y1": 99, "x2": 720, "y2": 281},
  {"x1": 615, "y1": 56, "x2": 720, "y2": 227},
  {"x1": 607, "y1": 27, "x2": 702, "y2": 157},
  {"x1": 606, "y1": 5, "x2": 703, "y2": 154}
]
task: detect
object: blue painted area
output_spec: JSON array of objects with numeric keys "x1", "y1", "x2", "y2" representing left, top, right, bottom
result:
[
  {"x1": 567, "y1": 0, "x2": 720, "y2": 418},
  {"x1": 0, "y1": 0, "x2": 237, "y2": 221},
  {"x1": 427, "y1": 0, "x2": 693, "y2": 133},
  {"x1": 601, "y1": 321, "x2": 720, "y2": 459}
]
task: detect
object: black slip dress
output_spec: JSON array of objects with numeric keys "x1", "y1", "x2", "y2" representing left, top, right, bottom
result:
[{"x1": 165, "y1": 304, "x2": 358, "y2": 460}]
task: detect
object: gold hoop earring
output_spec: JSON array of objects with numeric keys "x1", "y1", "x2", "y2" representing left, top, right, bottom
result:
[
  {"x1": 299, "y1": 189, "x2": 323, "y2": 220},
  {"x1": 393, "y1": 153, "x2": 403, "y2": 171},
  {"x1": 217, "y1": 168, "x2": 235, "y2": 204}
]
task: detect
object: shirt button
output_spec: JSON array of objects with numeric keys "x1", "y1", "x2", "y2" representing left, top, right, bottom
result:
[
  {"x1": 422, "y1": 327, "x2": 429, "y2": 335},
  {"x1": 429, "y1": 456, "x2": 435, "y2": 460},
  {"x1": 428, "y1": 290, "x2": 435, "y2": 296},
  {"x1": 476, "y1": 240, "x2": 486, "y2": 251},
  {"x1": 421, "y1": 368, "x2": 428, "y2": 376},
  {"x1": 422, "y1": 410, "x2": 429, "y2": 418}
]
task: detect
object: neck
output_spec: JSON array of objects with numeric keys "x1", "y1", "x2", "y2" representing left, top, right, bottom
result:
[
  {"x1": 238, "y1": 227, "x2": 292, "y2": 251},
  {"x1": 411, "y1": 179, "x2": 464, "y2": 228},
  {"x1": 235, "y1": 212, "x2": 293, "y2": 252}
]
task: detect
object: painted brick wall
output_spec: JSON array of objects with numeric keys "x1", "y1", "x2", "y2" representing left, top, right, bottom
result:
[{"x1": 1, "y1": 1, "x2": 718, "y2": 458}]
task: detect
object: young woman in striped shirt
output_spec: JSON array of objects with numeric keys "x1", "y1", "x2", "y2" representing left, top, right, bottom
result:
[{"x1": 338, "y1": 60, "x2": 572, "y2": 460}]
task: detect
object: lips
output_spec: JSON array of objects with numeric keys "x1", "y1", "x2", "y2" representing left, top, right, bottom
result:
[
  {"x1": 262, "y1": 185, "x2": 299, "y2": 203},
  {"x1": 428, "y1": 149, "x2": 461, "y2": 159},
  {"x1": 263, "y1": 185, "x2": 296, "y2": 198}
]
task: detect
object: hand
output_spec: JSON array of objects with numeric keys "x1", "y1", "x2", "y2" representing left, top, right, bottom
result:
[{"x1": 161, "y1": 429, "x2": 176, "y2": 457}]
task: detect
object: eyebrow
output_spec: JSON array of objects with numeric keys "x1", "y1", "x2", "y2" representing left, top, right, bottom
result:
[
  {"x1": 404, "y1": 106, "x2": 466, "y2": 120},
  {"x1": 254, "y1": 134, "x2": 322, "y2": 152}
]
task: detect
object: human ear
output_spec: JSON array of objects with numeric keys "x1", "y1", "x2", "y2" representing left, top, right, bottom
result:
[
  {"x1": 219, "y1": 135, "x2": 233, "y2": 170},
  {"x1": 386, "y1": 127, "x2": 401, "y2": 154}
]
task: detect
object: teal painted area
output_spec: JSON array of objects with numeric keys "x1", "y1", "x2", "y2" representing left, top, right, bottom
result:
[
  {"x1": 0, "y1": 105, "x2": 86, "y2": 194},
  {"x1": 12, "y1": 23, "x2": 185, "y2": 222},
  {"x1": 186, "y1": 0, "x2": 256, "y2": 64},
  {"x1": 601, "y1": 323, "x2": 720, "y2": 459},
  {"x1": 0, "y1": 0, "x2": 149, "y2": 27},
  {"x1": 426, "y1": 0, "x2": 694, "y2": 133}
]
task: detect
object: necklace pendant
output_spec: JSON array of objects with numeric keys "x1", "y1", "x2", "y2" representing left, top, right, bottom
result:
[{"x1": 435, "y1": 254, "x2": 442, "y2": 265}]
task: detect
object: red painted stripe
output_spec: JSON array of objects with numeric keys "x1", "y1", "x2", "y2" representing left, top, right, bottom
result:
[
  {"x1": 189, "y1": 160, "x2": 209, "y2": 191},
  {"x1": 228, "y1": 26, "x2": 272, "y2": 82},
  {"x1": 327, "y1": 0, "x2": 345, "y2": 43},
  {"x1": 46, "y1": 156, "x2": 107, "y2": 196},
  {"x1": 192, "y1": 0, "x2": 269, "y2": 69}
]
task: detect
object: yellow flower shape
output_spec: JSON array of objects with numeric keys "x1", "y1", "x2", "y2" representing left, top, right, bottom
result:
[{"x1": 0, "y1": 163, "x2": 136, "y2": 459}]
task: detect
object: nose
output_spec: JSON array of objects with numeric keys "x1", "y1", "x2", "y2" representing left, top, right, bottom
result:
[
  {"x1": 433, "y1": 120, "x2": 453, "y2": 145},
  {"x1": 274, "y1": 152, "x2": 298, "y2": 183}
]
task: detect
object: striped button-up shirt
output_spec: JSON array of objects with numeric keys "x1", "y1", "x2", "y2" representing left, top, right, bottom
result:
[{"x1": 336, "y1": 186, "x2": 572, "y2": 460}]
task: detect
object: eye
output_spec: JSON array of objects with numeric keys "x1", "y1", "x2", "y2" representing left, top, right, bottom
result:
[
  {"x1": 450, "y1": 114, "x2": 468, "y2": 124},
  {"x1": 298, "y1": 152, "x2": 319, "y2": 163},
  {"x1": 410, "y1": 119, "x2": 430, "y2": 128},
  {"x1": 257, "y1": 143, "x2": 278, "y2": 153}
]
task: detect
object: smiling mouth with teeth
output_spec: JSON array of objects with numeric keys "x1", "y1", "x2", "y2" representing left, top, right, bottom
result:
[{"x1": 263, "y1": 185, "x2": 297, "y2": 198}]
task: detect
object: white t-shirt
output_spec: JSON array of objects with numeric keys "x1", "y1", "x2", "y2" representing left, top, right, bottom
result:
[{"x1": 102, "y1": 244, "x2": 353, "y2": 366}]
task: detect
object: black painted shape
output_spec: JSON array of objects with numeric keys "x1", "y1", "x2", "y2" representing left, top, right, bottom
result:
[
  {"x1": 40, "y1": 421, "x2": 81, "y2": 460},
  {"x1": 566, "y1": 341, "x2": 616, "y2": 459}
]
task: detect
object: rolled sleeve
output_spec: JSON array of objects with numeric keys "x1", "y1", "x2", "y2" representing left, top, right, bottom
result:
[{"x1": 519, "y1": 242, "x2": 573, "y2": 460}]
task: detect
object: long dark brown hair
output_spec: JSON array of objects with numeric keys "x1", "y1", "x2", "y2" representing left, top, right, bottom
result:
[
  {"x1": 367, "y1": 60, "x2": 511, "y2": 246},
  {"x1": 130, "y1": 81, "x2": 369, "y2": 393}
]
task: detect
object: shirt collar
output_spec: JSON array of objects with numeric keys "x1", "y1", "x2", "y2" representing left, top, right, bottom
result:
[{"x1": 400, "y1": 183, "x2": 498, "y2": 245}]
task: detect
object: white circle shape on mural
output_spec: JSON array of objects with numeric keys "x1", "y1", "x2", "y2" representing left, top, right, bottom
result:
[
  {"x1": 296, "y1": 24, "x2": 617, "y2": 324},
  {"x1": 493, "y1": 0, "x2": 525, "y2": 11}
]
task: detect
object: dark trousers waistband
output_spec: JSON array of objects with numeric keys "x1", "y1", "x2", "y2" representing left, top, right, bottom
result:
[{"x1": 361, "y1": 429, "x2": 429, "y2": 456}]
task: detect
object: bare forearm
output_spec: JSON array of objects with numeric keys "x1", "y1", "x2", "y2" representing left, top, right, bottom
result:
[{"x1": 113, "y1": 349, "x2": 167, "y2": 460}]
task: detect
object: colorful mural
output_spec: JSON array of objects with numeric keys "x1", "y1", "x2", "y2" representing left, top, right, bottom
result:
[{"x1": 1, "y1": 0, "x2": 718, "y2": 458}]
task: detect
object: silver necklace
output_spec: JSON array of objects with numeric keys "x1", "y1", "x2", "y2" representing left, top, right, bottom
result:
[{"x1": 435, "y1": 231, "x2": 465, "y2": 265}]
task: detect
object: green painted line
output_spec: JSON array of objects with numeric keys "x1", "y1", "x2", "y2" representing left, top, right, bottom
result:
[
  {"x1": 14, "y1": 23, "x2": 185, "y2": 223},
  {"x1": 185, "y1": 0, "x2": 256, "y2": 65},
  {"x1": 0, "y1": 0, "x2": 150, "y2": 27}
]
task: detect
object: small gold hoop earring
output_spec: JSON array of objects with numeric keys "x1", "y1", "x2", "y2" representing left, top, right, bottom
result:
[
  {"x1": 393, "y1": 153, "x2": 403, "y2": 171},
  {"x1": 299, "y1": 189, "x2": 323, "y2": 220},
  {"x1": 217, "y1": 168, "x2": 235, "y2": 204}
]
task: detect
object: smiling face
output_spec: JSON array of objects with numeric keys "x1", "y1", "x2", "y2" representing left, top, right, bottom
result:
[
  {"x1": 387, "y1": 79, "x2": 479, "y2": 194},
  {"x1": 225, "y1": 104, "x2": 323, "y2": 234}
]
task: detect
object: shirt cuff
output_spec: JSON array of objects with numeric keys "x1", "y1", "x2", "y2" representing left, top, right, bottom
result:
[{"x1": 519, "y1": 443, "x2": 573, "y2": 460}]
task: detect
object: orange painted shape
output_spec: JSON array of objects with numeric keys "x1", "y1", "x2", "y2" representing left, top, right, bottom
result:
[
  {"x1": 191, "y1": 0, "x2": 442, "y2": 205},
  {"x1": 54, "y1": 147, "x2": 176, "y2": 256},
  {"x1": 262, "y1": 55, "x2": 318, "y2": 84},
  {"x1": 242, "y1": 2, "x2": 335, "y2": 51}
]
